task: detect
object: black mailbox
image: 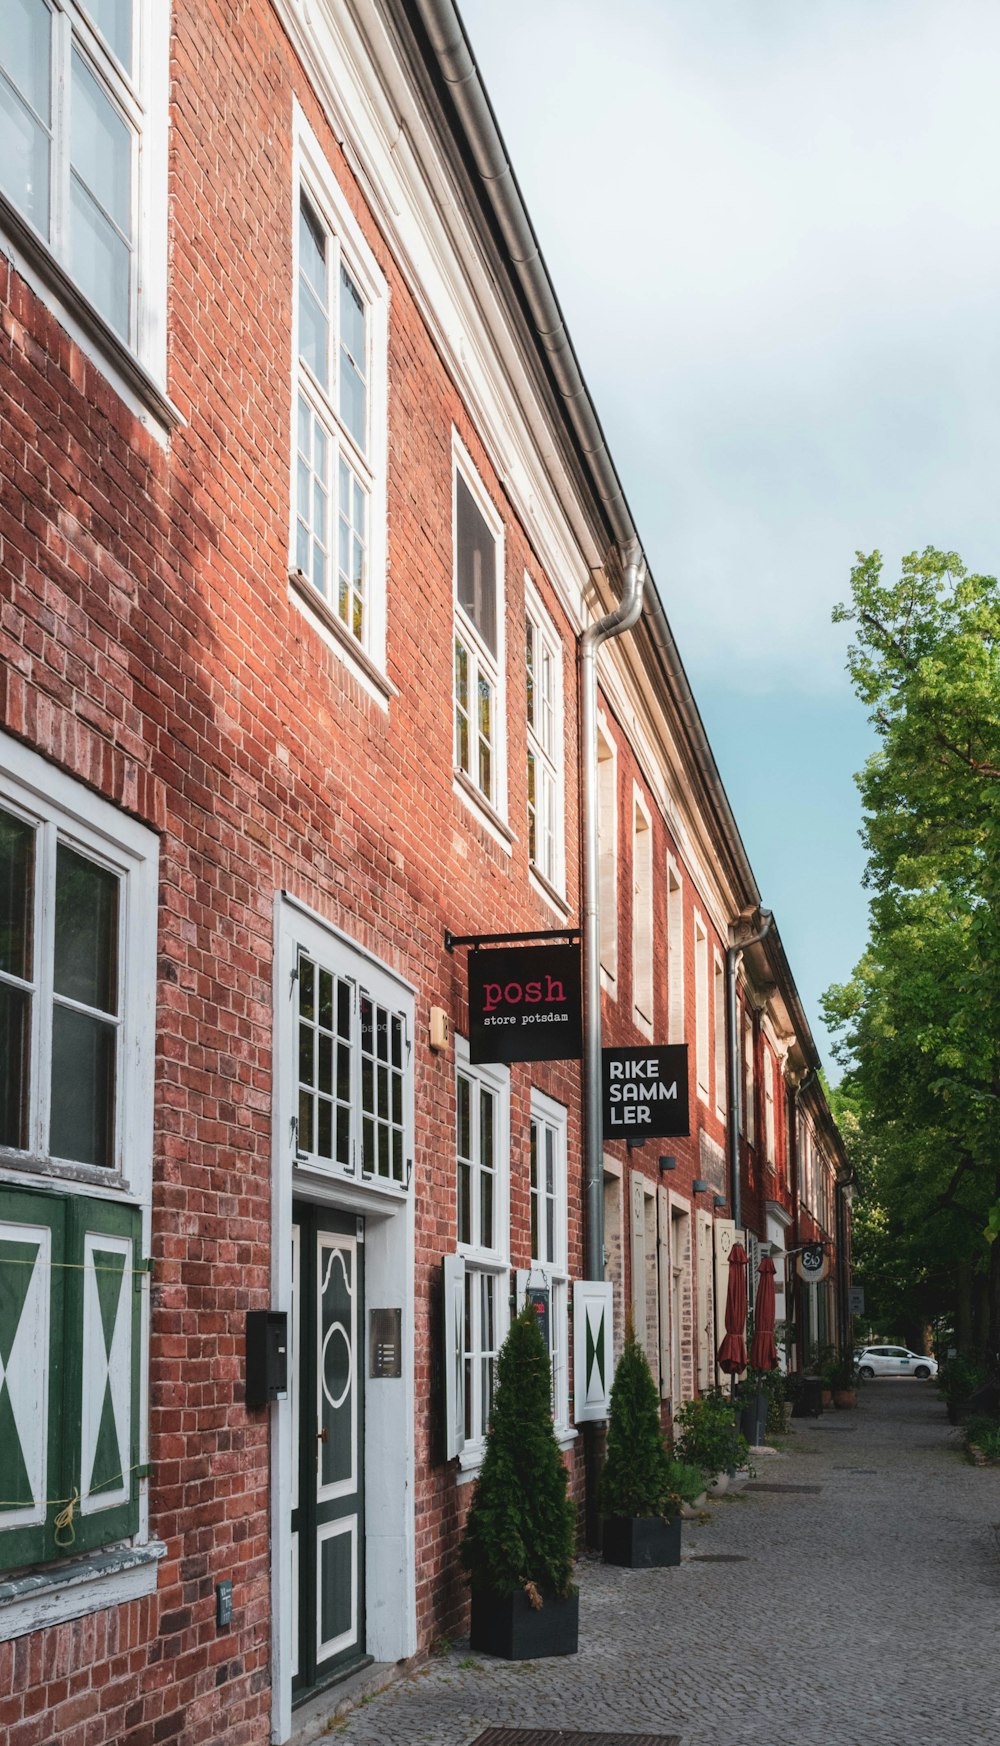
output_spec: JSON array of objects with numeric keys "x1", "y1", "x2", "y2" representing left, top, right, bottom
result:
[{"x1": 245, "y1": 1310, "x2": 288, "y2": 1407}]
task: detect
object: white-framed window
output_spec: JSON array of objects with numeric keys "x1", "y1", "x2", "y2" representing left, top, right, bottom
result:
[
  {"x1": 764, "y1": 1049, "x2": 776, "y2": 1169},
  {"x1": 526, "y1": 1089, "x2": 569, "y2": 1433},
  {"x1": 666, "y1": 856, "x2": 684, "y2": 1045},
  {"x1": 290, "y1": 109, "x2": 389, "y2": 693},
  {"x1": 0, "y1": 733, "x2": 157, "y2": 1588},
  {"x1": 714, "y1": 952, "x2": 726, "y2": 1118},
  {"x1": 525, "y1": 583, "x2": 564, "y2": 898},
  {"x1": 454, "y1": 1040, "x2": 509, "y2": 1465},
  {"x1": 631, "y1": 792, "x2": 653, "y2": 1031},
  {"x1": 742, "y1": 1011, "x2": 756, "y2": 1145},
  {"x1": 597, "y1": 719, "x2": 617, "y2": 992},
  {"x1": 453, "y1": 442, "x2": 505, "y2": 820},
  {"x1": 694, "y1": 912, "x2": 709, "y2": 1102},
  {"x1": 0, "y1": 0, "x2": 169, "y2": 393}
]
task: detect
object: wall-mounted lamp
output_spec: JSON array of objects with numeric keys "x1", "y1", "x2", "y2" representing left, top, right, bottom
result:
[
  {"x1": 692, "y1": 1179, "x2": 709, "y2": 1194},
  {"x1": 627, "y1": 1138, "x2": 646, "y2": 1152},
  {"x1": 713, "y1": 1194, "x2": 727, "y2": 1209},
  {"x1": 658, "y1": 1155, "x2": 677, "y2": 1173}
]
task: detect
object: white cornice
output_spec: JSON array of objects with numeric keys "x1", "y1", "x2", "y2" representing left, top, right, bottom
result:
[{"x1": 270, "y1": 0, "x2": 600, "y2": 629}]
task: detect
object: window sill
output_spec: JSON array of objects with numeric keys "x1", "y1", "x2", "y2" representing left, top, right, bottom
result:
[
  {"x1": 0, "y1": 1539, "x2": 166, "y2": 1642},
  {"x1": 452, "y1": 770, "x2": 514, "y2": 854},
  {"x1": 0, "y1": 194, "x2": 179, "y2": 436},
  {"x1": 289, "y1": 570, "x2": 396, "y2": 706},
  {"x1": 528, "y1": 864, "x2": 571, "y2": 918}
]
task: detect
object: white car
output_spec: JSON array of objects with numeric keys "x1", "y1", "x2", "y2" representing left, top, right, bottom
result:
[{"x1": 854, "y1": 1344, "x2": 938, "y2": 1380}]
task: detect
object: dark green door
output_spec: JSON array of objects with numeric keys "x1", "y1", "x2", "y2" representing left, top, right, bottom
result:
[{"x1": 291, "y1": 1202, "x2": 365, "y2": 1700}]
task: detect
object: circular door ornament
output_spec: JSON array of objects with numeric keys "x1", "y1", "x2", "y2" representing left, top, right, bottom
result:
[
  {"x1": 796, "y1": 1243, "x2": 829, "y2": 1283},
  {"x1": 321, "y1": 1321, "x2": 353, "y2": 1410}
]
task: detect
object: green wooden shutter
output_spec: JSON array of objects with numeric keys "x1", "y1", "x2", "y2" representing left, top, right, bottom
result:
[
  {"x1": 63, "y1": 1196, "x2": 143, "y2": 1555},
  {"x1": 0, "y1": 1186, "x2": 66, "y2": 1570}
]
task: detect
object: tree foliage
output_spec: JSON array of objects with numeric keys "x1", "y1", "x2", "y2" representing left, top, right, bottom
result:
[
  {"x1": 460, "y1": 1306, "x2": 577, "y2": 1600},
  {"x1": 823, "y1": 548, "x2": 1000, "y2": 1364}
]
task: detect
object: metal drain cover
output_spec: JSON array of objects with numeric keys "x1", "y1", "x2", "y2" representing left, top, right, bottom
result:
[
  {"x1": 744, "y1": 1483, "x2": 822, "y2": 1493},
  {"x1": 471, "y1": 1734, "x2": 681, "y2": 1746},
  {"x1": 688, "y1": 1553, "x2": 749, "y2": 1563}
]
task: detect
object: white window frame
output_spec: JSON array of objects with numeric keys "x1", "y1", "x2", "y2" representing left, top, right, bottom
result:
[
  {"x1": 631, "y1": 789, "x2": 653, "y2": 1034},
  {"x1": 713, "y1": 950, "x2": 726, "y2": 1119},
  {"x1": 452, "y1": 437, "x2": 507, "y2": 833},
  {"x1": 597, "y1": 717, "x2": 618, "y2": 994},
  {"x1": 454, "y1": 1038, "x2": 509, "y2": 1473},
  {"x1": 289, "y1": 106, "x2": 389, "y2": 703},
  {"x1": 694, "y1": 911, "x2": 709, "y2": 1103},
  {"x1": 0, "y1": 0, "x2": 170, "y2": 417},
  {"x1": 742, "y1": 1011, "x2": 756, "y2": 1145},
  {"x1": 666, "y1": 855, "x2": 684, "y2": 1046},
  {"x1": 0, "y1": 731, "x2": 159, "y2": 1624},
  {"x1": 526, "y1": 1088, "x2": 570, "y2": 1437},
  {"x1": 524, "y1": 579, "x2": 565, "y2": 904}
]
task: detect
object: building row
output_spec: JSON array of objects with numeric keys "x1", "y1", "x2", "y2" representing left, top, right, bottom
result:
[{"x1": 0, "y1": 4, "x2": 850, "y2": 1743}]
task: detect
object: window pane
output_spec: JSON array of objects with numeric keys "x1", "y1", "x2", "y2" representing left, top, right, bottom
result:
[
  {"x1": 455, "y1": 473, "x2": 497, "y2": 653},
  {"x1": 0, "y1": 80, "x2": 51, "y2": 234},
  {"x1": 69, "y1": 175, "x2": 130, "y2": 337},
  {"x1": 0, "y1": 809, "x2": 34, "y2": 979},
  {"x1": 3, "y1": 0, "x2": 52, "y2": 120},
  {"x1": 54, "y1": 845, "x2": 119, "y2": 1013},
  {"x1": 88, "y1": 0, "x2": 135, "y2": 75},
  {"x1": 0, "y1": 984, "x2": 31, "y2": 1149},
  {"x1": 50, "y1": 1005, "x2": 116, "y2": 1166},
  {"x1": 71, "y1": 49, "x2": 130, "y2": 231},
  {"x1": 339, "y1": 268, "x2": 367, "y2": 450},
  {"x1": 299, "y1": 200, "x2": 329, "y2": 386}
]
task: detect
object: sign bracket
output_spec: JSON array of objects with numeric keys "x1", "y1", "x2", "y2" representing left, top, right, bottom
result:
[{"x1": 445, "y1": 926, "x2": 580, "y2": 953}]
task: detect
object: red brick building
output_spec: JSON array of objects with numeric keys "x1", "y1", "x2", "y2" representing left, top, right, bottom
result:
[{"x1": 0, "y1": 4, "x2": 849, "y2": 1742}]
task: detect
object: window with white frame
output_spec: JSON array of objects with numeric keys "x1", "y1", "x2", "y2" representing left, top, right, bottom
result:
[
  {"x1": 526, "y1": 1091, "x2": 569, "y2": 1432},
  {"x1": 666, "y1": 857, "x2": 684, "y2": 1045},
  {"x1": 742, "y1": 1012, "x2": 756, "y2": 1145},
  {"x1": 453, "y1": 454, "x2": 504, "y2": 813},
  {"x1": 455, "y1": 1043, "x2": 509, "y2": 1459},
  {"x1": 0, "y1": 735, "x2": 157, "y2": 1580},
  {"x1": 713, "y1": 952, "x2": 726, "y2": 1116},
  {"x1": 597, "y1": 723, "x2": 617, "y2": 990},
  {"x1": 0, "y1": 0, "x2": 168, "y2": 377},
  {"x1": 525, "y1": 588, "x2": 564, "y2": 895},
  {"x1": 764, "y1": 1050, "x2": 776, "y2": 1168},
  {"x1": 694, "y1": 913, "x2": 709, "y2": 1101},
  {"x1": 632, "y1": 796, "x2": 653, "y2": 1029},
  {"x1": 292, "y1": 118, "x2": 388, "y2": 680}
]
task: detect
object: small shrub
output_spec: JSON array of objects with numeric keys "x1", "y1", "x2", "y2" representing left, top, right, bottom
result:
[
  {"x1": 963, "y1": 1414, "x2": 1000, "y2": 1461},
  {"x1": 460, "y1": 1306, "x2": 577, "y2": 1601},
  {"x1": 674, "y1": 1388, "x2": 749, "y2": 1479},
  {"x1": 599, "y1": 1316, "x2": 677, "y2": 1520},
  {"x1": 938, "y1": 1354, "x2": 989, "y2": 1405}
]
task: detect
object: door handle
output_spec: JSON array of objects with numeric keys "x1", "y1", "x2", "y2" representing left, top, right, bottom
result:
[{"x1": 317, "y1": 1426, "x2": 329, "y2": 1443}]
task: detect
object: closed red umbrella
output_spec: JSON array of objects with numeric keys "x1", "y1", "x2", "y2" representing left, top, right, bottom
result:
[
  {"x1": 749, "y1": 1254, "x2": 779, "y2": 1371},
  {"x1": 716, "y1": 1242, "x2": 748, "y2": 1375}
]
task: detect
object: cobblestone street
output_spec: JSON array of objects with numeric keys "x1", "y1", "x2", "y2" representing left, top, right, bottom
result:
[{"x1": 321, "y1": 1384, "x2": 1000, "y2": 1746}]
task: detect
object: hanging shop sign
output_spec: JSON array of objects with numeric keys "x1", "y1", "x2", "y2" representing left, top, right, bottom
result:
[
  {"x1": 602, "y1": 1044, "x2": 690, "y2": 1139},
  {"x1": 797, "y1": 1243, "x2": 829, "y2": 1283},
  {"x1": 848, "y1": 1285, "x2": 865, "y2": 1316},
  {"x1": 468, "y1": 942, "x2": 582, "y2": 1064}
]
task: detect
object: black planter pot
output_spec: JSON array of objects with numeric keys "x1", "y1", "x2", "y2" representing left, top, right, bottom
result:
[
  {"x1": 469, "y1": 1585, "x2": 579, "y2": 1660},
  {"x1": 602, "y1": 1514, "x2": 682, "y2": 1568},
  {"x1": 739, "y1": 1390, "x2": 768, "y2": 1446}
]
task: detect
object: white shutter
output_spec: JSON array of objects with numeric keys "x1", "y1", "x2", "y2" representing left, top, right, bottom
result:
[
  {"x1": 573, "y1": 1279, "x2": 613, "y2": 1422},
  {"x1": 629, "y1": 1172, "x2": 646, "y2": 1342},
  {"x1": 442, "y1": 1255, "x2": 465, "y2": 1460},
  {"x1": 657, "y1": 1187, "x2": 671, "y2": 1399}
]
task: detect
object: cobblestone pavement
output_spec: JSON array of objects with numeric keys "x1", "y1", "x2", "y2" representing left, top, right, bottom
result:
[{"x1": 329, "y1": 1384, "x2": 1000, "y2": 1746}]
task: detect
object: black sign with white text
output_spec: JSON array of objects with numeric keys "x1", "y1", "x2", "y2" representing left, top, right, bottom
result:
[
  {"x1": 602, "y1": 1044, "x2": 690, "y2": 1140},
  {"x1": 468, "y1": 944, "x2": 583, "y2": 1064}
]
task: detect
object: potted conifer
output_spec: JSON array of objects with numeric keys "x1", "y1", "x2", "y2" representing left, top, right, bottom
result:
[
  {"x1": 460, "y1": 1305, "x2": 578, "y2": 1659},
  {"x1": 599, "y1": 1314, "x2": 684, "y2": 1568}
]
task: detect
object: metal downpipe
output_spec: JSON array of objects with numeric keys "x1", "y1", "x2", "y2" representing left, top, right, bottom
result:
[
  {"x1": 582, "y1": 550, "x2": 645, "y2": 1282},
  {"x1": 725, "y1": 910, "x2": 772, "y2": 1234}
]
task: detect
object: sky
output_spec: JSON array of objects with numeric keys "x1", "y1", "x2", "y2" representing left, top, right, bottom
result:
[{"x1": 458, "y1": 0, "x2": 1000, "y2": 1077}]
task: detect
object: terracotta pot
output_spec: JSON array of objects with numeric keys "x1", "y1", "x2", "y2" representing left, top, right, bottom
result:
[{"x1": 833, "y1": 1389, "x2": 857, "y2": 1409}]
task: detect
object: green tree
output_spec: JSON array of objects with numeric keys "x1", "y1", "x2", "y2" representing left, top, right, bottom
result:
[
  {"x1": 598, "y1": 1314, "x2": 677, "y2": 1520},
  {"x1": 460, "y1": 1306, "x2": 577, "y2": 1600},
  {"x1": 824, "y1": 547, "x2": 1000, "y2": 1366}
]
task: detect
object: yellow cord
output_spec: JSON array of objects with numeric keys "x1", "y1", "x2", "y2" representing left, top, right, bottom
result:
[{"x1": 53, "y1": 1487, "x2": 80, "y2": 1548}]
